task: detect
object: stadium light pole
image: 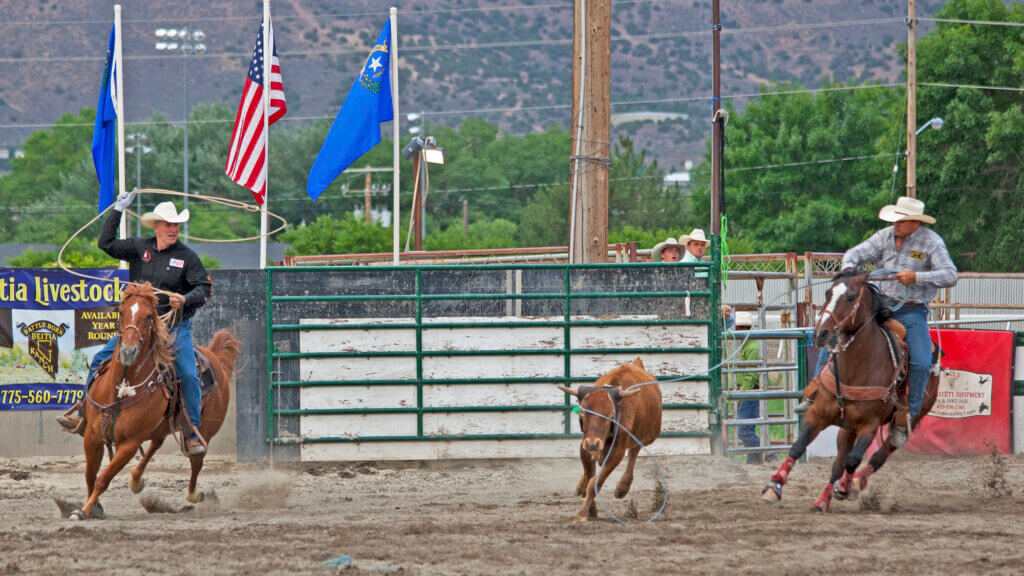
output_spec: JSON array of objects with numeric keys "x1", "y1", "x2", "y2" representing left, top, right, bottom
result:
[
  {"x1": 125, "y1": 133, "x2": 153, "y2": 236},
  {"x1": 155, "y1": 27, "x2": 206, "y2": 239}
]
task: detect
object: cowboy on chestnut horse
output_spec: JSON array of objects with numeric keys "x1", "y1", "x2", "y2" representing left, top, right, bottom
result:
[
  {"x1": 796, "y1": 196, "x2": 957, "y2": 446},
  {"x1": 58, "y1": 191, "x2": 212, "y2": 456}
]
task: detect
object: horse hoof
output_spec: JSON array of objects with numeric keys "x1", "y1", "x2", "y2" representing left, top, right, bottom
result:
[
  {"x1": 68, "y1": 509, "x2": 85, "y2": 521},
  {"x1": 186, "y1": 491, "x2": 204, "y2": 504},
  {"x1": 848, "y1": 477, "x2": 863, "y2": 500},
  {"x1": 761, "y1": 482, "x2": 782, "y2": 502},
  {"x1": 130, "y1": 477, "x2": 145, "y2": 494},
  {"x1": 571, "y1": 515, "x2": 590, "y2": 524}
]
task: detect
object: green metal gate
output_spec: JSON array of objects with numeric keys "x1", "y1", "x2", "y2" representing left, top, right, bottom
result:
[{"x1": 265, "y1": 252, "x2": 721, "y2": 459}]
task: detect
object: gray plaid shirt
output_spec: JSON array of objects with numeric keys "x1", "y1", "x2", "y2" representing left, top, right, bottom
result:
[{"x1": 841, "y1": 226, "x2": 958, "y2": 304}]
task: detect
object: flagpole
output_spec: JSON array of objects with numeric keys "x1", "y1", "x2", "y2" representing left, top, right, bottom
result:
[
  {"x1": 259, "y1": 0, "x2": 271, "y2": 270},
  {"x1": 390, "y1": 7, "x2": 400, "y2": 265},
  {"x1": 114, "y1": 5, "x2": 128, "y2": 270}
]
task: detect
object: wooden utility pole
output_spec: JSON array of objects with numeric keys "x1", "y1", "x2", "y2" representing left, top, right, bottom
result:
[
  {"x1": 905, "y1": 0, "x2": 918, "y2": 198},
  {"x1": 570, "y1": 0, "x2": 611, "y2": 263},
  {"x1": 710, "y1": 0, "x2": 723, "y2": 234},
  {"x1": 364, "y1": 167, "x2": 372, "y2": 223}
]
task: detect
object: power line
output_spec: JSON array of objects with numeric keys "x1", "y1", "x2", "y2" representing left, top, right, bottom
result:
[
  {"x1": 0, "y1": 17, "x2": 912, "y2": 64},
  {"x1": 0, "y1": 1, "x2": 742, "y2": 28},
  {"x1": 917, "y1": 17, "x2": 1024, "y2": 28},
  {"x1": 919, "y1": 82, "x2": 1024, "y2": 93},
  {"x1": 729, "y1": 153, "x2": 900, "y2": 172}
]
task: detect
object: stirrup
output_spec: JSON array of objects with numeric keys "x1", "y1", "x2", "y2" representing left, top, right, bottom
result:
[
  {"x1": 890, "y1": 425, "x2": 908, "y2": 448},
  {"x1": 184, "y1": 427, "x2": 207, "y2": 457}
]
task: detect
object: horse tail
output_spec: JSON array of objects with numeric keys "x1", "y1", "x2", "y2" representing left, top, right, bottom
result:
[{"x1": 208, "y1": 329, "x2": 241, "y2": 378}]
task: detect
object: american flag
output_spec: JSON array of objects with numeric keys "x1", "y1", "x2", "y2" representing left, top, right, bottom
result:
[{"x1": 225, "y1": 18, "x2": 286, "y2": 205}]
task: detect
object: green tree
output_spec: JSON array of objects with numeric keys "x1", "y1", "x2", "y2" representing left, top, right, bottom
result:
[
  {"x1": 914, "y1": 0, "x2": 1024, "y2": 271},
  {"x1": 280, "y1": 214, "x2": 393, "y2": 255},
  {"x1": 689, "y1": 82, "x2": 904, "y2": 253}
]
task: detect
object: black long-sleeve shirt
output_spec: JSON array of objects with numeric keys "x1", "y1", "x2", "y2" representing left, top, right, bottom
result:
[{"x1": 99, "y1": 210, "x2": 212, "y2": 321}]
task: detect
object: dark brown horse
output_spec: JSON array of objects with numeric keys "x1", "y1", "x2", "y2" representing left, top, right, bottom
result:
[
  {"x1": 761, "y1": 271, "x2": 938, "y2": 512},
  {"x1": 71, "y1": 283, "x2": 239, "y2": 520}
]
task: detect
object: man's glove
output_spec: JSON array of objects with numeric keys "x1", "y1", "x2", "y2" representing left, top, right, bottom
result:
[{"x1": 113, "y1": 191, "x2": 135, "y2": 212}]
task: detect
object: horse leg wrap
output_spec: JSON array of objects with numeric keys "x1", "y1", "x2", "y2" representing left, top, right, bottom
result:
[
  {"x1": 833, "y1": 470, "x2": 853, "y2": 500},
  {"x1": 811, "y1": 483, "x2": 833, "y2": 513},
  {"x1": 770, "y1": 457, "x2": 796, "y2": 485},
  {"x1": 852, "y1": 466, "x2": 873, "y2": 493}
]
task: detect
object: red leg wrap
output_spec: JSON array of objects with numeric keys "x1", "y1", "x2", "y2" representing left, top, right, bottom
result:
[
  {"x1": 853, "y1": 466, "x2": 873, "y2": 489},
  {"x1": 811, "y1": 483, "x2": 833, "y2": 512},
  {"x1": 770, "y1": 457, "x2": 796, "y2": 485}
]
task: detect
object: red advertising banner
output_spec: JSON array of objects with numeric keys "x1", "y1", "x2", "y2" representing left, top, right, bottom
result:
[{"x1": 871, "y1": 330, "x2": 1014, "y2": 455}]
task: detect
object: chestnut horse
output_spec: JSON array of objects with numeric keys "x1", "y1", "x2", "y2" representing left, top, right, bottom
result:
[
  {"x1": 761, "y1": 271, "x2": 938, "y2": 512},
  {"x1": 71, "y1": 283, "x2": 239, "y2": 520}
]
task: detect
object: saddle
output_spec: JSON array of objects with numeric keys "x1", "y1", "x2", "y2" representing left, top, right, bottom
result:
[
  {"x1": 802, "y1": 317, "x2": 937, "y2": 407},
  {"x1": 74, "y1": 347, "x2": 219, "y2": 454},
  {"x1": 804, "y1": 319, "x2": 913, "y2": 405}
]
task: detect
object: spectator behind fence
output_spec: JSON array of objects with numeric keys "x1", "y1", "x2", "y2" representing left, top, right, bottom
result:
[
  {"x1": 733, "y1": 311, "x2": 772, "y2": 464},
  {"x1": 651, "y1": 237, "x2": 682, "y2": 263}
]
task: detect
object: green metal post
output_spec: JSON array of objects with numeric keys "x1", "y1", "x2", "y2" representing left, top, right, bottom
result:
[
  {"x1": 796, "y1": 334, "x2": 808, "y2": 438},
  {"x1": 563, "y1": 266, "x2": 572, "y2": 434},
  {"x1": 415, "y1": 269, "x2": 424, "y2": 438},
  {"x1": 709, "y1": 235, "x2": 723, "y2": 455},
  {"x1": 265, "y1": 268, "x2": 275, "y2": 443}
]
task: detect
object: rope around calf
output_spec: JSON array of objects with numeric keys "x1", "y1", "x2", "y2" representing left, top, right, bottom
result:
[{"x1": 58, "y1": 188, "x2": 288, "y2": 323}]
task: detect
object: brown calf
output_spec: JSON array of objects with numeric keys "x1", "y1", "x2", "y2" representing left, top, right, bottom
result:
[{"x1": 558, "y1": 357, "x2": 662, "y2": 522}]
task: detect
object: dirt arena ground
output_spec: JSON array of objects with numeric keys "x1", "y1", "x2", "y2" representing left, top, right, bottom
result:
[{"x1": 2, "y1": 450, "x2": 1023, "y2": 575}]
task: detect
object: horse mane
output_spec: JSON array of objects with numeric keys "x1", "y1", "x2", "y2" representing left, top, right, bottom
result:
[{"x1": 122, "y1": 283, "x2": 176, "y2": 370}]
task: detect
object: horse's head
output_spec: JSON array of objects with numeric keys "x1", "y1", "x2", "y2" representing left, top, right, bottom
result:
[
  {"x1": 813, "y1": 270, "x2": 872, "y2": 348},
  {"x1": 117, "y1": 283, "x2": 160, "y2": 366},
  {"x1": 558, "y1": 370, "x2": 642, "y2": 458}
]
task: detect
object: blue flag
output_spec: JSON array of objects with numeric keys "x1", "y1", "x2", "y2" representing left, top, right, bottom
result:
[
  {"x1": 306, "y1": 20, "x2": 393, "y2": 201},
  {"x1": 92, "y1": 25, "x2": 118, "y2": 213}
]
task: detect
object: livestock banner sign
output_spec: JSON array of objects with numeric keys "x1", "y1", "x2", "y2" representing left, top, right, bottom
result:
[
  {"x1": 905, "y1": 329, "x2": 1013, "y2": 455},
  {"x1": 0, "y1": 269, "x2": 127, "y2": 410}
]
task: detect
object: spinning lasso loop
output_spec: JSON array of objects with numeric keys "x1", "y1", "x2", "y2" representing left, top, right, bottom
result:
[{"x1": 58, "y1": 188, "x2": 288, "y2": 324}]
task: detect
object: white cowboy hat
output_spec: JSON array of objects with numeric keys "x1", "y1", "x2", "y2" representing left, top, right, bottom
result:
[
  {"x1": 651, "y1": 237, "x2": 682, "y2": 261},
  {"x1": 141, "y1": 201, "x2": 190, "y2": 228},
  {"x1": 878, "y1": 196, "x2": 935, "y2": 224},
  {"x1": 679, "y1": 228, "x2": 710, "y2": 246},
  {"x1": 734, "y1": 311, "x2": 754, "y2": 329}
]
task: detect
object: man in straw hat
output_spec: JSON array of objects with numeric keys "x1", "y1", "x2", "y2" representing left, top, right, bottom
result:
[
  {"x1": 58, "y1": 191, "x2": 212, "y2": 456},
  {"x1": 651, "y1": 237, "x2": 683, "y2": 262},
  {"x1": 679, "y1": 228, "x2": 710, "y2": 264},
  {"x1": 794, "y1": 196, "x2": 956, "y2": 447}
]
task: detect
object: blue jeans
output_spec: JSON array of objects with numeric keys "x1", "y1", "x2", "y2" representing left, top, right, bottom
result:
[
  {"x1": 88, "y1": 319, "x2": 201, "y2": 431},
  {"x1": 890, "y1": 305, "x2": 931, "y2": 421},
  {"x1": 737, "y1": 400, "x2": 760, "y2": 463},
  {"x1": 814, "y1": 347, "x2": 830, "y2": 377}
]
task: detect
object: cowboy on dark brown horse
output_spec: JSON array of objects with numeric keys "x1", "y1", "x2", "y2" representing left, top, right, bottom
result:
[
  {"x1": 795, "y1": 196, "x2": 957, "y2": 447},
  {"x1": 761, "y1": 268, "x2": 941, "y2": 512},
  {"x1": 58, "y1": 192, "x2": 212, "y2": 456}
]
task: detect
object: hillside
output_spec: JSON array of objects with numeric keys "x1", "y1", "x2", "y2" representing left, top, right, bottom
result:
[{"x1": 0, "y1": 0, "x2": 945, "y2": 171}]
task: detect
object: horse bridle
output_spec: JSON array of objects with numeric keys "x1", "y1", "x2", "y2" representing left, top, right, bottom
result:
[{"x1": 820, "y1": 281, "x2": 873, "y2": 351}]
